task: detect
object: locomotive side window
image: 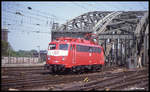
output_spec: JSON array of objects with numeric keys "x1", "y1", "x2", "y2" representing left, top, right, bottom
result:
[
  {"x1": 70, "y1": 45, "x2": 72, "y2": 50},
  {"x1": 77, "y1": 45, "x2": 89, "y2": 52},
  {"x1": 98, "y1": 48, "x2": 101, "y2": 53},
  {"x1": 70, "y1": 44, "x2": 75, "y2": 50},
  {"x1": 59, "y1": 44, "x2": 68, "y2": 50},
  {"x1": 93, "y1": 47, "x2": 97, "y2": 53},
  {"x1": 92, "y1": 47, "x2": 101, "y2": 53},
  {"x1": 77, "y1": 45, "x2": 102, "y2": 53},
  {"x1": 48, "y1": 44, "x2": 56, "y2": 50}
]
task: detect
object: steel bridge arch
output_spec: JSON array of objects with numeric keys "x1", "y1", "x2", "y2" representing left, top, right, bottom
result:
[
  {"x1": 52, "y1": 11, "x2": 146, "y2": 40},
  {"x1": 51, "y1": 11, "x2": 148, "y2": 68}
]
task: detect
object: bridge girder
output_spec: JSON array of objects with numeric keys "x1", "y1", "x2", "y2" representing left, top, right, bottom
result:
[
  {"x1": 52, "y1": 11, "x2": 147, "y2": 39},
  {"x1": 51, "y1": 11, "x2": 149, "y2": 68}
]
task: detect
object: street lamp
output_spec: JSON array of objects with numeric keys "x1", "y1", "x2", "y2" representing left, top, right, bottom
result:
[
  {"x1": 8, "y1": 46, "x2": 11, "y2": 64},
  {"x1": 37, "y1": 46, "x2": 40, "y2": 63}
]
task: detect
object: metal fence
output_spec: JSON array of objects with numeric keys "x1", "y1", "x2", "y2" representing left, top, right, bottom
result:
[{"x1": 1, "y1": 56, "x2": 42, "y2": 64}]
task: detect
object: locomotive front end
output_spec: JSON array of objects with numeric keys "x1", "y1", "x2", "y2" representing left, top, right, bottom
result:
[{"x1": 44, "y1": 43, "x2": 69, "y2": 72}]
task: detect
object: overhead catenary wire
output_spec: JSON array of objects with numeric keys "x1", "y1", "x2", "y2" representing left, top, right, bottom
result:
[
  {"x1": 4, "y1": 2, "x2": 55, "y2": 19},
  {"x1": 10, "y1": 2, "x2": 66, "y2": 21},
  {"x1": 2, "y1": 2, "x2": 55, "y2": 28},
  {"x1": 2, "y1": 9, "x2": 47, "y2": 22},
  {"x1": 7, "y1": 27, "x2": 51, "y2": 34},
  {"x1": 2, "y1": 2, "x2": 63, "y2": 34},
  {"x1": 139, "y1": 2, "x2": 148, "y2": 10},
  {"x1": 2, "y1": 15, "x2": 51, "y2": 27},
  {"x1": 2, "y1": 9, "x2": 54, "y2": 30},
  {"x1": 71, "y1": 2, "x2": 91, "y2": 12},
  {"x1": 80, "y1": 2, "x2": 148, "y2": 12}
]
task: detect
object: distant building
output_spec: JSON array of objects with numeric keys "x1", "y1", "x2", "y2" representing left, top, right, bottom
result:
[
  {"x1": 1, "y1": 28, "x2": 9, "y2": 42},
  {"x1": 33, "y1": 50, "x2": 47, "y2": 61}
]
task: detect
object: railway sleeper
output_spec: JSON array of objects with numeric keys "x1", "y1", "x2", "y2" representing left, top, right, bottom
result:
[
  {"x1": 83, "y1": 74, "x2": 148, "y2": 91},
  {"x1": 64, "y1": 69, "x2": 147, "y2": 91},
  {"x1": 96, "y1": 75, "x2": 148, "y2": 90},
  {"x1": 106, "y1": 78, "x2": 148, "y2": 91}
]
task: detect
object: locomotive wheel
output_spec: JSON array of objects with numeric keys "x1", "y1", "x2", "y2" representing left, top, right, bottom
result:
[
  {"x1": 72, "y1": 66, "x2": 76, "y2": 73},
  {"x1": 52, "y1": 66, "x2": 57, "y2": 73},
  {"x1": 77, "y1": 66, "x2": 80, "y2": 71},
  {"x1": 91, "y1": 66, "x2": 96, "y2": 72}
]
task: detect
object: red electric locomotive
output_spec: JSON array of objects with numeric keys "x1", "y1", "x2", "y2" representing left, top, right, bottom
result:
[{"x1": 44, "y1": 37, "x2": 105, "y2": 73}]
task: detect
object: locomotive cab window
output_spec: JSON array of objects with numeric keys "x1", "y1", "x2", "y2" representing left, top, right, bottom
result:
[
  {"x1": 59, "y1": 44, "x2": 68, "y2": 50},
  {"x1": 48, "y1": 44, "x2": 56, "y2": 50}
]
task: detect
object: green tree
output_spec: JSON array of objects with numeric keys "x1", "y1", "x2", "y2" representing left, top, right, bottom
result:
[
  {"x1": 2, "y1": 40, "x2": 20, "y2": 57},
  {"x1": 2, "y1": 40, "x2": 39, "y2": 57},
  {"x1": 1, "y1": 40, "x2": 11, "y2": 56}
]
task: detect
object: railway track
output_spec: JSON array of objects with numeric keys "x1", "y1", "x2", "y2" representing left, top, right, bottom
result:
[
  {"x1": 1, "y1": 66, "x2": 120, "y2": 90},
  {"x1": 59, "y1": 68, "x2": 148, "y2": 91},
  {"x1": 1, "y1": 65, "x2": 148, "y2": 91}
]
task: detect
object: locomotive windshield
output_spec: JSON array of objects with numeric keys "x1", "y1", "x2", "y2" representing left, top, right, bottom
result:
[
  {"x1": 48, "y1": 44, "x2": 56, "y2": 50},
  {"x1": 59, "y1": 44, "x2": 68, "y2": 50}
]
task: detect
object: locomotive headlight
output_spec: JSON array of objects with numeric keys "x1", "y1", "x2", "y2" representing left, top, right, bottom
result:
[{"x1": 48, "y1": 57, "x2": 50, "y2": 60}]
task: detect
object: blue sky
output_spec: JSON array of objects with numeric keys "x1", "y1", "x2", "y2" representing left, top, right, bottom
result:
[{"x1": 1, "y1": 1, "x2": 148, "y2": 51}]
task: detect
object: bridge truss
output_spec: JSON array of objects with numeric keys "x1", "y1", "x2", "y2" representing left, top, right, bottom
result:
[{"x1": 51, "y1": 11, "x2": 149, "y2": 68}]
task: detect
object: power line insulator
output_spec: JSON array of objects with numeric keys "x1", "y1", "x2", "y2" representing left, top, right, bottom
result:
[
  {"x1": 15, "y1": 12, "x2": 23, "y2": 16},
  {"x1": 27, "y1": 7, "x2": 32, "y2": 10}
]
